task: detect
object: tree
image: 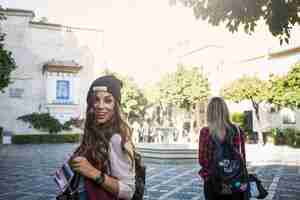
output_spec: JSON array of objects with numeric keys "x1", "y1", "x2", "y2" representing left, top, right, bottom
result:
[
  {"x1": 221, "y1": 75, "x2": 269, "y2": 144},
  {"x1": 171, "y1": 0, "x2": 300, "y2": 44},
  {"x1": 157, "y1": 64, "x2": 210, "y2": 131},
  {"x1": 102, "y1": 69, "x2": 148, "y2": 122},
  {"x1": 0, "y1": 11, "x2": 17, "y2": 92},
  {"x1": 268, "y1": 62, "x2": 300, "y2": 109}
]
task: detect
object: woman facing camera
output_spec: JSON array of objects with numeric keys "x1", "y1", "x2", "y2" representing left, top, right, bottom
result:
[{"x1": 71, "y1": 75, "x2": 135, "y2": 200}]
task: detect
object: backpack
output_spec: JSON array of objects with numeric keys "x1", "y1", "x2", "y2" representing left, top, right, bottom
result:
[
  {"x1": 132, "y1": 151, "x2": 146, "y2": 200},
  {"x1": 210, "y1": 126, "x2": 248, "y2": 195}
]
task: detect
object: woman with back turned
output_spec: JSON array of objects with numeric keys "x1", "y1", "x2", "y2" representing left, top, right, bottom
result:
[{"x1": 198, "y1": 97, "x2": 249, "y2": 200}]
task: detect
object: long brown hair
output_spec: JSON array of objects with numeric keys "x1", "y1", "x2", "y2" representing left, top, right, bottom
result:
[
  {"x1": 207, "y1": 97, "x2": 233, "y2": 139},
  {"x1": 73, "y1": 94, "x2": 134, "y2": 172}
]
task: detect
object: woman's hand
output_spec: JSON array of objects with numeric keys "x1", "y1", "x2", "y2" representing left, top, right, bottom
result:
[{"x1": 71, "y1": 156, "x2": 99, "y2": 179}]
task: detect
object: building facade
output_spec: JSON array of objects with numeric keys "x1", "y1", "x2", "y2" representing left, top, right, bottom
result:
[
  {"x1": 173, "y1": 41, "x2": 300, "y2": 132},
  {"x1": 0, "y1": 8, "x2": 104, "y2": 134}
]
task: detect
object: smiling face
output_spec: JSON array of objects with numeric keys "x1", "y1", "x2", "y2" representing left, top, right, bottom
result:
[{"x1": 93, "y1": 91, "x2": 116, "y2": 125}]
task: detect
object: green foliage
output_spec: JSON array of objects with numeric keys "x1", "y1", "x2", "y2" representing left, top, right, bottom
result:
[
  {"x1": 0, "y1": 13, "x2": 17, "y2": 92},
  {"x1": 62, "y1": 120, "x2": 73, "y2": 131},
  {"x1": 172, "y1": 0, "x2": 300, "y2": 44},
  {"x1": 295, "y1": 132, "x2": 300, "y2": 148},
  {"x1": 284, "y1": 128, "x2": 296, "y2": 147},
  {"x1": 121, "y1": 76, "x2": 148, "y2": 119},
  {"x1": 268, "y1": 62, "x2": 300, "y2": 109},
  {"x1": 270, "y1": 128, "x2": 300, "y2": 148},
  {"x1": 65, "y1": 117, "x2": 85, "y2": 129},
  {"x1": 221, "y1": 75, "x2": 269, "y2": 104},
  {"x1": 17, "y1": 113, "x2": 73, "y2": 134},
  {"x1": 222, "y1": 76, "x2": 270, "y2": 144},
  {"x1": 102, "y1": 69, "x2": 148, "y2": 120},
  {"x1": 12, "y1": 134, "x2": 80, "y2": 144},
  {"x1": 231, "y1": 112, "x2": 245, "y2": 130},
  {"x1": 271, "y1": 128, "x2": 286, "y2": 145},
  {"x1": 144, "y1": 85, "x2": 161, "y2": 105},
  {"x1": 157, "y1": 64, "x2": 210, "y2": 110}
]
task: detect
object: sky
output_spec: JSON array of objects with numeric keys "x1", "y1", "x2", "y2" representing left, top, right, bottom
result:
[{"x1": 1, "y1": 0, "x2": 300, "y2": 87}]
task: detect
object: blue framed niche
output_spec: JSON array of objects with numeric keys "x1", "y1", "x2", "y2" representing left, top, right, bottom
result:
[{"x1": 56, "y1": 80, "x2": 70, "y2": 102}]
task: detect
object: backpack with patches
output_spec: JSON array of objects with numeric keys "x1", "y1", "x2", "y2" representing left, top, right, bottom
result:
[
  {"x1": 211, "y1": 126, "x2": 248, "y2": 195},
  {"x1": 131, "y1": 151, "x2": 146, "y2": 200}
]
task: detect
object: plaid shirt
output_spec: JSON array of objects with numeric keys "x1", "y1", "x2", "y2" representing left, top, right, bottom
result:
[{"x1": 198, "y1": 126, "x2": 246, "y2": 181}]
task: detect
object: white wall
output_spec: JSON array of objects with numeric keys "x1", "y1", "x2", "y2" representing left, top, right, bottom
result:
[{"x1": 0, "y1": 11, "x2": 104, "y2": 133}]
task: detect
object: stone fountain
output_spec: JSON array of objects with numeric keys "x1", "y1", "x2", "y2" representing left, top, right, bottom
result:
[{"x1": 135, "y1": 127, "x2": 198, "y2": 164}]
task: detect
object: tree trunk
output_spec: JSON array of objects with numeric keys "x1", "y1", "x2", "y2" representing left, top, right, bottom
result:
[{"x1": 250, "y1": 98, "x2": 264, "y2": 144}]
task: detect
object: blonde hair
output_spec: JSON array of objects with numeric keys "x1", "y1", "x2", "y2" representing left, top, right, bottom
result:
[{"x1": 207, "y1": 97, "x2": 232, "y2": 138}]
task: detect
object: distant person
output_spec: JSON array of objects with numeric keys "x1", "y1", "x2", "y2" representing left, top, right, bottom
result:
[
  {"x1": 137, "y1": 123, "x2": 143, "y2": 142},
  {"x1": 70, "y1": 75, "x2": 135, "y2": 200},
  {"x1": 198, "y1": 97, "x2": 249, "y2": 200},
  {"x1": 132, "y1": 121, "x2": 140, "y2": 144}
]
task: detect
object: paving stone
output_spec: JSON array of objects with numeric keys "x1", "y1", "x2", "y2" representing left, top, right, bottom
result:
[{"x1": 1, "y1": 144, "x2": 300, "y2": 200}]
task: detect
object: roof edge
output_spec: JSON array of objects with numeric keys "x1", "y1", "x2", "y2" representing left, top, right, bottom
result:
[{"x1": 0, "y1": 8, "x2": 35, "y2": 18}]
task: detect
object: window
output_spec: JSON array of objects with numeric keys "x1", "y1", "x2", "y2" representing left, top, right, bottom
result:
[
  {"x1": 281, "y1": 108, "x2": 296, "y2": 124},
  {"x1": 56, "y1": 80, "x2": 70, "y2": 101}
]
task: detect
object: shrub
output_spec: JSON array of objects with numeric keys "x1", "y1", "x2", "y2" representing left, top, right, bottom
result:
[
  {"x1": 295, "y1": 130, "x2": 300, "y2": 148},
  {"x1": 62, "y1": 117, "x2": 85, "y2": 130},
  {"x1": 271, "y1": 128, "x2": 286, "y2": 145},
  {"x1": 283, "y1": 128, "x2": 296, "y2": 147},
  {"x1": 17, "y1": 113, "x2": 77, "y2": 133},
  {"x1": 12, "y1": 134, "x2": 80, "y2": 144},
  {"x1": 18, "y1": 113, "x2": 62, "y2": 133},
  {"x1": 231, "y1": 112, "x2": 246, "y2": 130},
  {"x1": 270, "y1": 128, "x2": 300, "y2": 148},
  {"x1": 62, "y1": 120, "x2": 72, "y2": 131}
]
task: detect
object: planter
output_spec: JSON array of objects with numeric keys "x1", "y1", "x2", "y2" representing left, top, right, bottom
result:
[{"x1": 274, "y1": 136, "x2": 286, "y2": 145}]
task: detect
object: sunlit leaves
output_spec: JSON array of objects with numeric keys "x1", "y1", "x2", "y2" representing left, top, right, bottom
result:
[
  {"x1": 157, "y1": 64, "x2": 210, "y2": 110},
  {"x1": 268, "y1": 62, "x2": 300, "y2": 109},
  {"x1": 102, "y1": 70, "x2": 148, "y2": 120},
  {"x1": 221, "y1": 75, "x2": 269, "y2": 104},
  {"x1": 173, "y1": 0, "x2": 300, "y2": 44}
]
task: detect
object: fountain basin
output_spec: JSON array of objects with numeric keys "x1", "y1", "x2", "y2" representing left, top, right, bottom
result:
[{"x1": 136, "y1": 143, "x2": 198, "y2": 164}]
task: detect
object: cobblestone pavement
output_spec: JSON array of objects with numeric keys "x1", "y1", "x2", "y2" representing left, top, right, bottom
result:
[{"x1": 0, "y1": 144, "x2": 299, "y2": 200}]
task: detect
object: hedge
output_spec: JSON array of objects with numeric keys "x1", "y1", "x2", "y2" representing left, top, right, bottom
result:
[
  {"x1": 271, "y1": 128, "x2": 300, "y2": 148},
  {"x1": 231, "y1": 112, "x2": 246, "y2": 132},
  {"x1": 12, "y1": 134, "x2": 80, "y2": 144},
  {"x1": 17, "y1": 113, "x2": 73, "y2": 134}
]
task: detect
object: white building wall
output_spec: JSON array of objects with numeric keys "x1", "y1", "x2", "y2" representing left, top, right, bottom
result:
[{"x1": 0, "y1": 10, "x2": 104, "y2": 133}]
